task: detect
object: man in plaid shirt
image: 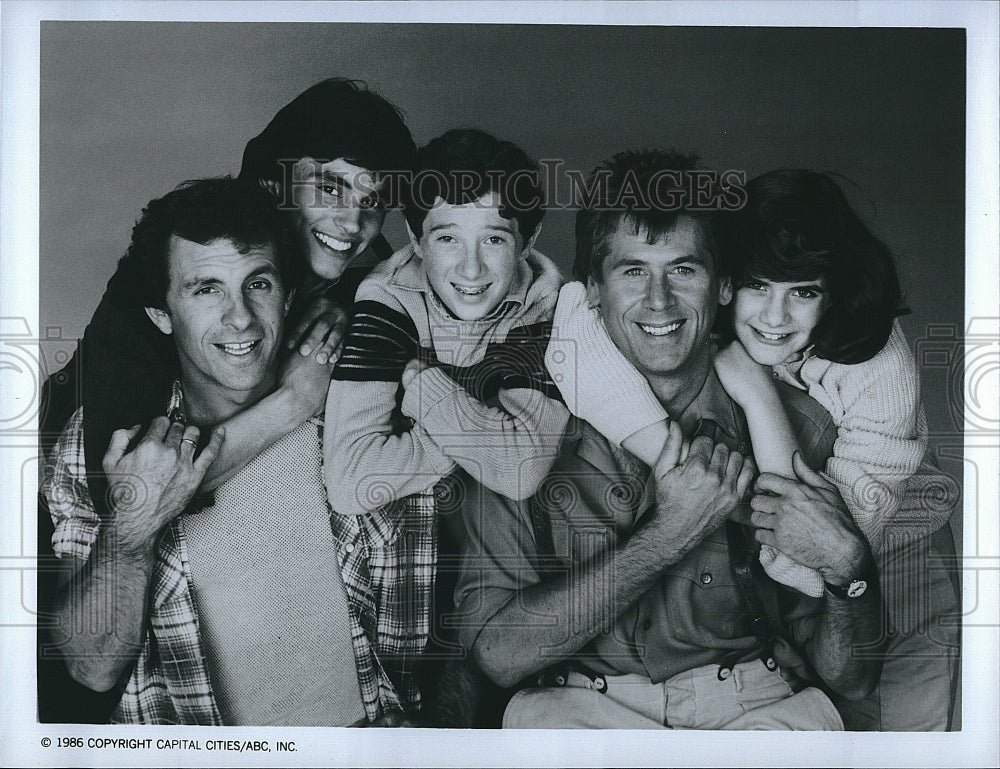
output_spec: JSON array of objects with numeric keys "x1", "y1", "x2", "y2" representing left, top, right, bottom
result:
[{"x1": 41, "y1": 177, "x2": 436, "y2": 725}]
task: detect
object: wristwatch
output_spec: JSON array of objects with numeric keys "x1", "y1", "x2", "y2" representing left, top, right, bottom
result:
[{"x1": 824, "y1": 575, "x2": 870, "y2": 599}]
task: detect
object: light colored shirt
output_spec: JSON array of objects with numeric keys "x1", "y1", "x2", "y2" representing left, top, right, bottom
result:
[{"x1": 41, "y1": 390, "x2": 436, "y2": 724}]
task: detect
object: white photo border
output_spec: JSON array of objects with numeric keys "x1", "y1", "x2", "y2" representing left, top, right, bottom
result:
[{"x1": 2, "y1": 2, "x2": 997, "y2": 767}]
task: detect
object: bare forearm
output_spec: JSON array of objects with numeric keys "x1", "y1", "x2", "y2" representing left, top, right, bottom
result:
[
  {"x1": 51, "y1": 530, "x2": 157, "y2": 692},
  {"x1": 810, "y1": 586, "x2": 884, "y2": 700},
  {"x1": 473, "y1": 523, "x2": 679, "y2": 687},
  {"x1": 200, "y1": 386, "x2": 307, "y2": 490},
  {"x1": 809, "y1": 539, "x2": 884, "y2": 699},
  {"x1": 742, "y1": 390, "x2": 799, "y2": 478}
]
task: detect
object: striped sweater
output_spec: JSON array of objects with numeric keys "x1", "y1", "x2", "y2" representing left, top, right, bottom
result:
[{"x1": 324, "y1": 245, "x2": 568, "y2": 515}]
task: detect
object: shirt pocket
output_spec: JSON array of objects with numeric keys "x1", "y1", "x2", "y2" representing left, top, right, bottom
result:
[{"x1": 660, "y1": 537, "x2": 748, "y2": 643}]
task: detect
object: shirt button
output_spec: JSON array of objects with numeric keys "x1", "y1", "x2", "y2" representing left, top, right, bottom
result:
[
  {"x1": 642, "y1": 618, "x2": 653, "y2": 631},
  {"x1": 700, "y1": 572, "x2": 713, "y2": 584},
  {"x1": 344, "y1": 542, "x2": 355, "y2": 553}
]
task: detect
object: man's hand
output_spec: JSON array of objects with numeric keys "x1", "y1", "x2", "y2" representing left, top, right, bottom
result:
[
  {"x1": 713, "y1": 340, "x2": 776, "y2": 409},
  {"x1": 647, "y1": 422, "x2": 756, "y2": 563},
  {"x1": 287, "y1": 296, "x2": 348, "y2": 365},
  {"x1": 750, "y1": 452, "x2": 871, "y2": 584},
  {"x1": 102, "y1": 417, "x2": 224, "y2": 555}
]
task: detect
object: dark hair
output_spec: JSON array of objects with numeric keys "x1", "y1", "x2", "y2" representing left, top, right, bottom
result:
[
  {"x1": 727, "y1": 169, "x2": 907, "y2": 364},
  {"x1": 573, "y1": 149, "x2": 728, "y2": 285},
  {"x1": 238, "y1": 79, "x2": 416, "y2": 199},
  {"x1": 401, "y1": 128, "x2": 544, "y2": 241},
  {"x1": 125, "y1": 176, "x2": 298, "y2": 310}
]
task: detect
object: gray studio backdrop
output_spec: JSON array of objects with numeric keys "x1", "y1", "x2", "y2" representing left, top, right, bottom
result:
[{"x1": 39, "y1": 23, "x2": 966, "y2": 541}]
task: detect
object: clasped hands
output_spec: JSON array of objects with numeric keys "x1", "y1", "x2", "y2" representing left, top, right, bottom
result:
[{"x1": 649, "y1": 422, "x2": 864, "y2": 578}]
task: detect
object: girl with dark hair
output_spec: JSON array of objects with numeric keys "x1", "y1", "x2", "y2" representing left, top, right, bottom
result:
[
  {"x1": 714, "y1": 169, "x2": 950, "y2": 590},
  {"x1": 548, "y1": 168, "x2": 959, "y2": 730},
  {"x1": 711, "y1": 169, "x2": 960, "y2": 731}
]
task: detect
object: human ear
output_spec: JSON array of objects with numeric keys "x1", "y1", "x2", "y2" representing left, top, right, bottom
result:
[
  {"x1": 284, "y1": 287, "x2": 296, "y2": 316},
  {"x1": 405, "y1": 221, "x2": 423, "y2": 258},
  {"x1": 585, "y1": 278, "x2": 601, "y2": 310},
  {"x1": 718, "y1": 276, "x2": 733, "y2": 306},
  {"x1": 522, "y1": 224, "x2": 542, "y2": 257},
  {"x1": 144, "y1": 306, "x2": 173, "y2": 335},
  {"x1": 259, "y1": 178, "x2": 281, "y2": 200}
]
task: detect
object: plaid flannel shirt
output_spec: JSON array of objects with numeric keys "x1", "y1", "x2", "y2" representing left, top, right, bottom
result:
[{"x1": 41, "y1": 386, "x2": 437, "y2": 725}]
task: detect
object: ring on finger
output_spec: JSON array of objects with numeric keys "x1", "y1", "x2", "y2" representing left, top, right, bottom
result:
[{"x1": 180, "y1": 437, "x2": 198, "y2": 447}]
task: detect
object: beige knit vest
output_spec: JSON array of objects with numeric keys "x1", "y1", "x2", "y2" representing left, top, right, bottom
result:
[{"x1": 181, "y1": 420, "x2": 366, "y2": 726}]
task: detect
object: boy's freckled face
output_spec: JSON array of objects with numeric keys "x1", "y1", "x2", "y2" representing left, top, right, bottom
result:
[{"x1": 411, "y1": 192, "x2": 530, "y2": 321}]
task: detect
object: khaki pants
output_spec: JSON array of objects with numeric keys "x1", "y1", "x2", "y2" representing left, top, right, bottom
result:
[{"x1": 503, "y1": 659, "x2": 844, "y2": 730}]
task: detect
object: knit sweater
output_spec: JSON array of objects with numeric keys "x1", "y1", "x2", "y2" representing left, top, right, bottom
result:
[
  {"x1": 773, "y1": 320, "x2": 955, "y2": 551},
  {"x1": 325, "y1": 245, "x2": 568, "y2": 516}
]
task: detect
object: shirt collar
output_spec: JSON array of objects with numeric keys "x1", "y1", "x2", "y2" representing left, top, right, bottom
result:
[
  {"x1": 674, "y1": 366, "x2": 742, "y2": 443},
  {"x1": 387, "y1": 244, "x2": 535, "y2": 311}
]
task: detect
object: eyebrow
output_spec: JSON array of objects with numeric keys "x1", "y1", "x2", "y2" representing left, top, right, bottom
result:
[
  {"x1": 609, "y1": 253, "x2": 706, "y2": 269},
  {"x1": 426, "y1": 223, "x2": 517, "y2": 235},
  {"x1": 316, "y1": 168, "x2": 385, "y2": 192},
  {"x1": 751, "y1": 276, "x2": 827, "y2": 292},
  {"x1": 180, "y1": 264, "x2": 281, "y2": 291},
  {"x1": 318, "y1": 170, "x2": 352, "y2": 190}
]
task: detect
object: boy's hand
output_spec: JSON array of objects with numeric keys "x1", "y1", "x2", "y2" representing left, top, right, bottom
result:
[
  {"x1": 401, "y1": 358, "x2": 429, "y2": 390},
  {"x1": 287, "y1": 296, "x2": 347, "y2": 365},
  {"x1": 713, "y1": 340, "x2": 776, "y2": 408},
  {"x1": 278, "y1": 344, "x2": 336, "y2": 417}
]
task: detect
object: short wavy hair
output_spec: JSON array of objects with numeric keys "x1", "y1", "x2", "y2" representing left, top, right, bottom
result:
[
  {"x1": 125, "y1": 176, "x2": 298, "y2": 311},
  {"x1": 724, "y1": 169, "x2": 908, "y2": 364},
  {"x1": 573, "y1": 149, "x2": 729, "y2": 285},
  {"x1": 401, "y1": 128, "x2": 544, "y2": 242},
  {"x1": 239, "y1": 78, "x2": 416, "y2": 204}
]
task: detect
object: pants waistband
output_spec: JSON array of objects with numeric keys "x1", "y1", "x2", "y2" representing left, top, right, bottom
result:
[{"x1": 540, "y1": 657, "x2": 798, "y2": 696}]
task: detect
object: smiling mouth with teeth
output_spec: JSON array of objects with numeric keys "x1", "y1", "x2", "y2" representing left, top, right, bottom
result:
[
  {"x1": 752, "y1": 328, "x2": 792, "y2": 342},
  {"x1": 216, "y1": 340, "x2": 261, "y2": 356},
  {"x1": 452, "y1": 283, "x2": 491, "y2": 296},
  {"x1": 313, "y1": 230, "x2": 353, "y2": 252},
  {"x1": 638, "y1": 320, "x2": 683, "y2": 337}
]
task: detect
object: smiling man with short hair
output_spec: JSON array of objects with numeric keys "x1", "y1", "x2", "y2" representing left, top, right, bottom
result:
[
  {"x1": 455, "y1": 149, "x2": 885, "y2": 730},
  {"x1": 42, "y1": 177, "x2": 435, "y2": 725}
]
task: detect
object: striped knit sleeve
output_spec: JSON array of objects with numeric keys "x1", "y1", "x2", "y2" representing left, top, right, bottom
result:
[
  {"x1": 324, "y1": 297, "x2": 456, "y2": 515},
  {"x1": 332, "y1": 300, "x2": 420, "y2": 383}
]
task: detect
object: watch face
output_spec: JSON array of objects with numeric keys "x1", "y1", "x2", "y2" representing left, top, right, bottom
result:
[{"x1": 846, "y1": 579, "x2": 868, "y2": 598}]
